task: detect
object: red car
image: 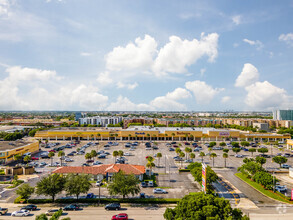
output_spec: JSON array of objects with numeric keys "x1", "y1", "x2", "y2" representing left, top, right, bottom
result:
[
  {"x1": 112, "y1": 213, "x2": 128, "y2": 220},
  {"x1": 173, "y1": 145, "x2": 179, "y2": 148},
  {"x1": 49, "y1": 150, "x2": 56, "y2": 153},
  {"x1": 31, "y1": 157, "x2": 39, "y2": 160}
]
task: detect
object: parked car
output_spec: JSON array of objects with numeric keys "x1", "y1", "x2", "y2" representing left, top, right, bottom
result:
[
  {"x1": 67, "y1": 153, "x2": 74, "y2": 157},
  {"x1": 184, "y1": 159, "x2": 193, "y2": 163},
  {"x1": 86, "y1": 193, "x2": 95, "y2": 199},
  {"x1": 173, "y1": 145, "x2": 179, "y2": 148},
  {"x1": 275, "y1": 185, "x2": 287, "y2": 193},
  {"x1": 82, "y1": 163, "x2": 90, "y2": 167},
  {"x1": 98, "y1": 155, "x2": 106, "y2": 159},
  {"x1": 96, "y1": 180, "x2": 103, "y2": 186},
  {"x1": 63, "y1": 204, "x2": 79, "y2": 211},
  {"x1": 93, "y1": 161, "x2": 103, "y2": 165},
  {"x1": 21, "y1": 205, "x2": 37, "y2": 211},
  {"x1": 105, "y1": 203, "x2": 121, "y2": 210},
  {"x1": 31, "y1": 157, "x2": 39, "y2": 160},
  {"x1": 184, "y1": 142, "x2": 190, "y2": 145},
  {"x1": 112, "y1": 213, "x2": 128, "y2": 220},
  {"x1": 169, "y1": 147, "x2": 175, "y2": 151},
  {"x1": 235, "y1": 154, "x2": 244, "y2": 158},
  {"x1": 11, "y1": 210, "x2": 30, "y2": 217},
  {"x1": 0, "y1": 207, "x2": 8, "y2": 215},
  {"x1": 281, "y1": 164, "x2": 291, "y2": 169},
  {"x1": 45, "y1": 209, "x2": 59, "y2": 216},
  {"x1": 141, "y1": 182, "x2": 147, "y2": 188},
  {"x1": 171, "y1": 142, "x2": 176, "y2": 144},
  {"x1": 124, "y1": 152, "x2": 131, "y2": 156},
  {"x1": 65, "y1": 158, "x2": 73, "y2": 162},
  {"x1": 153, "y1": 188, "x2": 167, "y2": 194}
]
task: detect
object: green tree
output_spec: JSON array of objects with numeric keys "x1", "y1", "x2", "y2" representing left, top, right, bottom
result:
[
  {"x1": 240, "y1": 141, "x2": 250, "y2": 147},
  {"x1": 175, "y1": 148, "x2": 181, "y2": 155},
  {"x1": 252, "y1": 171, "x2": 274, "y2": 190},
  {"x1": 185, "y1": 147, "x2": 192, "y2": 159},
  {"x1": 232, "y1": 148, "x2": 241, "y2": 154},
  {"x1": 243, "y1": 158, "x2": 255, "y2": 164},
  {"x1": 249, "y1": 148, "x2": 256, "y2": 157},
  {"x1": 199, "y1": 152, "x2": 205, "y2": 163},
  {"x1": 164, "y1": 192, "x2": 249, "y2": 220},
  {"x1": 272, "y1": 156, "x2": 288, "y2": 168},
  {"x1": 210, "y1": 153, "x2": 217, "y2": 167},
  {"x1": 90, "y1": 150, "x2": 97, "y2": 158},
  {"x1": 238, "y1": 161, "x2": 264, "y2": 177},
  {"x1": 231, "y1": 142, "x2": 240, "y2": 148},
  {"x1": 190, "y1": 153, "x2": 195, "y2": 162},
  {"x1": 209, "y1": 142, "x2": 216, "y2": 147},
  {"x1": 35, "y1": 214, "x2": 48, "y2": 220},
  {"x1": 23, "y1": 155, "x2": 31, "y2": 163},
  {"x1": 258, "y1": 148, "x2": 269, "y2": 154},
  {"x1": 113, "y1": 151, "x2": 118, "y2": 163},
  {"x1": 179, "y1": 151, "x2": 185, "y2": 168},
  {"x1": 255, "y1": 156, "x2": 266, "y2": 167},
  {"x1": 15, "y1": 183, "x2": 35, "y2": 200},
  {"x1": 118, "y1": 150, "x2": 124, "y2": 157},
  {"x1": 219, "y1": 142, "x2": 226, "y2": 147},
  {"x1": 85, "y1": 153, "x2": 92, "y2": 162},
  {"x1": 58, "y1": 151, "x2": 65, "y2": 166},
  {"x1": 223, "y1": 153, "x2": 228, "y2": 168},
  {"x1": 48, "y1": 152, "x2": 55, "y2": 165},
  {"x1": 107, "y1": 171, "x2": 140, "y2": 199},
  {"x1": 156, "y1": 152, "x2": 162, "y2": 167},
  {"x1": 36, "y1": 174, "x2": 65, "y2": 202},
  {"x1": 64, "y1": 174, "x2": 91, "y2": 199},
  {"x1": 14, "y1": 154, "x2": 22, "y2": 163},
  {"x1": 223, "y1": 148, "x2": 229, "y2": 153}
]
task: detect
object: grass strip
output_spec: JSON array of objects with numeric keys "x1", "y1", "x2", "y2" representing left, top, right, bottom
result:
[{"x1": 235, "y1": 173, "x2": 293, "y2": 204}]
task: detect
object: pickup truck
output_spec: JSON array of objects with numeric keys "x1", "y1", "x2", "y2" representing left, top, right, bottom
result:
[{"x1": 0, "y1": 207, "x2": 8, "y2": 215}]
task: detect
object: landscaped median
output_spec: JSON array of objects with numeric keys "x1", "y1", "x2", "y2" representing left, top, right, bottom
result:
[
  {"x1": 23, "y1": 198, "x2": 180, "y2": 204},
  {"x1": 235, "y1": 172, "x2": 293, "y2": 204}
]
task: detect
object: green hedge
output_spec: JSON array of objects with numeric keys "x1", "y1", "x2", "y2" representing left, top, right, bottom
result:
[
  {"x1": 28, "y1": 198, "x2": 180, "y2": 204},
  {"x1": 179, "y1": 169, "x2": 190, "y2": 172}
]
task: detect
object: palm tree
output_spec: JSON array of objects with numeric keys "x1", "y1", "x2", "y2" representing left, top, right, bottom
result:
[
  {"x1": 128, "y1": 134, "x2": 131, "y2": 141},
  {"x1": 210, "y1": 153, "x2": 217, "y2": 167},
  {"x1": 147, "y1": 133, "x2": 150, "y2": 140},
  {"x1": 171, "y1": 133, "x2": 175, "y2": 141},
  {"x1": 223, "y1": 153, "x2": 228, "y2": 168},
  {"x1": 185, "y1": 134, "x2": 189, "y2": 141},
  {"x1": 146, "y1": 162, "x2": 155, "y2": 177},
  {"x1": 58, "y1": 151, "x2": 65, "y2": 166},
  {"x1": 38, "y1": 139, "x2": 42, "y2": 149},
  {"x1": 199, "y1": 152, "x2": 205, "y2": 163},
  {"x1": 179, "y1": 152, "x2": 185, "y2": 168},
  {"x1": 85, "y1": 153, "x2": 91, "y2": 163},
  {"x1": 135, "y1": 135, "x2": 138, "y2": 141},
  {"x1": 118, "y1": 150, "x2": 124, "y2": 157},
  {"x1": 165, "y1": 134, "x2": 168, "y2": 141},
  {"x1": 190, "y1": 153, "x2": 195, "y2": 162},
  {"x1": 156, "y1": 152, "x2": 162, "y2": 167},
  {"x1": 90, "y1": 150, "x2": 97, "y2": 159},
  {"x1": 175, "y1": 148, "x2": 181, "y2": 155},
  {"x1": 189, "y1": 135, "x2": 194, "y2": 142},
  {"x1": 113, "y1": 151, "x2": 118, "y2": 163},
  {"x1": 153, "y1": 134, "x2": 156, "y2": 141},
  {"x1": 97, "y1": 133, "x2": 101, "y2": 141},
  {"x1": 48, "y1": 152, "x2": 55, "y2": 165},
  {"x1": 45, "y1": 139, "x2": 48, "y2": 147},
  {"x1": 185, "y1": 147, "x2": 192, "y2": 159},
  {"x1": 115, "y1": 133, "x2": 118, "y2": 141}
]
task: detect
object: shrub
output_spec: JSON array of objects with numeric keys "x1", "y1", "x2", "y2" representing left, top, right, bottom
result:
[
  {"x1": 14, "y1": 196, "x2": 26, "y2": 204},
  {"x1": 178, "y1": 169, "x2": 190, "y2": 172}
]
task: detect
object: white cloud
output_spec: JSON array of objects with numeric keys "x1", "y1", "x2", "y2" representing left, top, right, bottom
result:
[
  {"x1": 185, "y1": 80, "x2": 224, "y2": 104},
  {"x1": 153, "y1": 33, "x2": 219, "y2": 76},
  {"x1": 0, "y1": 0, "x2": 10, "y2": 16},
  {"x1": 165, "y1": 88, "x2": 191, "y2": 100},
  {"x1": 96, "y1": 71, "x2": 113, "y2": 85},
  {"x1": 235, "y1": 63, "x2": 259, "y2": 88},
  {"x1": 245, "y1": 81, "x2": 289, "y2": 109},
  {"x1": 107, "y1": 96, "x2": 152, "y2": 111},
  {"x1": 80, "y1": 52, "x2": 93, "y2": 56},
  {"x1": 232, "y1": 15, "x2": 241, "y2": 25},
  {"x1": 105, "y1": 35, "x2": 157, "y2": 71},
  {"x1": 279, "y1": 33, "x2": 293, "y2": 47},
  {"x1": 116, "y1": 82, "x2": 138, "y2": 90},
  {"x1": 221, "y1": 96, "x2": 231, "y2": 103},
  {"x1": 200, "y1": 68, "x2": 206, "y2": 77},
  {"x1": 243, "y1": 38, "x2": 264, "y2": 50}
]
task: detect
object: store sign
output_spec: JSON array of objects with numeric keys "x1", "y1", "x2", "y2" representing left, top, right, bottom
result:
[
  {"x1": 135, "y1": 132, "x2": 145, "y2": 135},
  {"x1": 202, "y1": 163, "x2": 207, "y2": 193},
  {"x1": 219, "y1": 132, "x2": 230, "y2": 136},
  {"x1": 16, "y1": 148, "x2": 24, "y2": 152},
  {"x1": 291, "y1": 189, "x2": 293, "y2": 200}
]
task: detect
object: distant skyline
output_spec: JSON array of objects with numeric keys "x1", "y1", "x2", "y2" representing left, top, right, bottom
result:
[{"x1": 0, "y1": 0, "x2": 293, "y2": 111}]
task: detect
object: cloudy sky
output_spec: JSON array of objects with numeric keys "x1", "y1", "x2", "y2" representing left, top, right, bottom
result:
[{"x1": 0, "y1": 0, "x2": 293, "y2": 111}]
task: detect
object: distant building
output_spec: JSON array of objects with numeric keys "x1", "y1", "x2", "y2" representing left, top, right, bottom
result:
[
  {"x1": 273, "y1": 110, "x2": 293, "y2": 121},
  {"x1": 78, "y1": 116, "x2": 122, "y2": 127},
  {"x1": 253, "y1": 122, "x2": 269, "y2": 131},
  {"x1": 75, "y1": 112, "x2": 82, "y2": 121}
]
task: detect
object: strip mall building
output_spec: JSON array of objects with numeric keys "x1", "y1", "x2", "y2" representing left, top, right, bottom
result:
[{"x1": 35, "y1": 126, "x2": 291, "y2": 143}]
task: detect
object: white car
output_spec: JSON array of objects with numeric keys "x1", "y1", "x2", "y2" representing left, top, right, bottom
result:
[
  {"x1": 153, "y1": 188, "x2": 167, "y2": 194},
  {"x1": 124, "y1": 152, "x2": 132, "y2": 156},
  {"x1": 281, "y1": 164, "x2": 291, "y2": 169},
  {"x1": 65, "y1": 158, "x2": 73, "y2": 162},
  {"x1": 93, "y1": 161, "x2": 103, "y2": 165},
  {"x1": 235, "y1": 154, "x2": 244, "y2": 158},
  {"x1": 11, "y1": 210, "x2": 30, "y2": 217},
  {"x1": 275, "y1": 185, "x2": 287, "y2": 193}
]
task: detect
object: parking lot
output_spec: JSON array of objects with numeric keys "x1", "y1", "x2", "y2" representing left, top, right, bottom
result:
[{"x1": 29, "y1": 140, "x2": 201, "y2": 199}]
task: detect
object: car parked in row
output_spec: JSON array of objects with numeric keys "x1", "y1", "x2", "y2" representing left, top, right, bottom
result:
[
  {"x1": 105, "y1": 203, "x2": 121, "y2": 210},
  {"x1": 112, "y1": 213, "x2": 128, "y2": 220}
]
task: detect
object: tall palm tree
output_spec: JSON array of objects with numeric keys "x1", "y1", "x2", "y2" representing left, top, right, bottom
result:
[
  {"x1": 189, "y1": 135, "x2": 194, "y2": 142},
  {"x1": 156, "y1": 152, "x2": 162, "y2": 167},
  {"x1": 146, "y1": 162, "x2": 155, "y2": 177},
  {"x1": 115, "y1": 133, "x2": 118, "y2": 141},
  {"x1": 118, "y1": 150, "x2": 124, "y2": 157},
  {"x1": 223, "y1": 153, "x2": 228, "y2": 168},
  {"x1": 210, "y1": 153, "x2": 217, "y2": 167},
  {"x1": 165, "y1": 134, "x2": 168, "y2": 141},
  {"x1": 113, "y1": 151, "x2": 118, "y2": 163},
  {"x1": 185, "y1": 147, "x2": 192, "y2": 159},
  {"x1": 199, "y1": 152, "x2": 205, "y2": 163},
  {"x1": 147, "y1": 133, "x2": 150, "y2": 140},
  {"x1": 172, "y1": 133, "x2": 175, "y2": 141},
  {"x1": 58, "y1": 151, "x2": 65, "y2": 166},
  {"x1": 97, "y1": 133, "x2": 101, "y2": 141},
  {"x1": 190, "y1": 153, "x2": 195, "y2": 162},
  {"x1": 185, "y1": 134, "x2": 189, "y2": 141},
  {"x1": 48, "y1": 152, "x2": 55, "y2": 165},
  {"x1": 128, "y1": 134, "x2": 131, "y2": 141},
  {"x1": 179, "y1": 152, "x2": 185, "y2": 168}
]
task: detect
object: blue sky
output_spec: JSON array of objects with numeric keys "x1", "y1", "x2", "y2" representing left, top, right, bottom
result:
[{"x1": 0, "y1": 0, "x2": 293, "y2": 111}]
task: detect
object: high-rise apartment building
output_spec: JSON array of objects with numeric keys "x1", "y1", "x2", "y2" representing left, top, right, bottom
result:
[{"x1": 273, "y1": 110, "x2": 293, "y2": 121}]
